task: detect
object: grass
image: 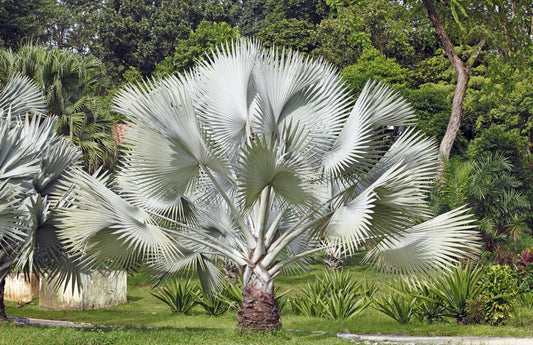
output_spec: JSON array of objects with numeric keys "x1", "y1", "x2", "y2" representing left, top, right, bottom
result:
[
  {"x1": 2, "y1": 262, "x2": 533, "y2": 344},
  {"x1": 0, "y1": 323, "x2": 351, "y2": 345}
]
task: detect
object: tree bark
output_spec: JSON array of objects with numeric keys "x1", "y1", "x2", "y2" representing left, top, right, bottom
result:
[
  {"x1": 237, "y1": 276, "x2": 281, "y2": 332},
  {"x1": 422, "y1": 0, "x2": 484, "y2": 163}
]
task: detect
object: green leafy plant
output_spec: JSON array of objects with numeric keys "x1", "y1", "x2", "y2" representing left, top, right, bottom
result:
[
  {"x1": 479, "y1": 265, "x2": 518, "y2": 325},
  {"x1": 515, "y1": 250, "x2": 533, "y2": 293},
  {"x1": 192, "y1": 287, "x2": 231, "y2": 316},
  {"x1": 293, "y1": 270, "x2": 375, "y2": 319},
  {"x1": 517, "y1": 292, "x2": 533, "y2": 308},
  {"x1": 151, "y1": 278, "x2": 198, "y2": 314},
  {"x1": 433, "y1": 152, "x2": 530, "y2": 250},
  {"x1": 373, "y1": 287, "x2": 420, "y2": 324},
  {"x1": 429, "y1": 264, "x2": 484, "y2": 324},
  {"x1": 217, "y1": 280, "x2": 244, "y2": 311},
  {"x1": 411, "y1": 284, "x2": 446, "y2": 323},
  {"x1": 465, "y1": 294, "x2": 488, "y2": 324}
]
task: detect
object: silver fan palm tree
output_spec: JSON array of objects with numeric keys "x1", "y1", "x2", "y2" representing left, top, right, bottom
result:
[
  {"x1": 55, "y1": 40, "x2": 479, "y2": 331},
  {"x1": 0, "y1": 75, "x2": 82, "y2": 320}
]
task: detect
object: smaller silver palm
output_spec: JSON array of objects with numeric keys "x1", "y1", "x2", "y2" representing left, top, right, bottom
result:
[
  {"x1": 0, "y1": 75, "x2": 83, "y2": 320},
  {"x1": 56, "y1": 40, "x2": 479, "y2": 332}
]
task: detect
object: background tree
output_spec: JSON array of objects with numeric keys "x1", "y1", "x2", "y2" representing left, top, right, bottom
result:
[
  {"x1": 239, "y1": 0, "x2": 268, "y2": 36},
  {"x1": 265, "y1": 0, "x2": 329, "y2": 24},
  {"x1": 310, "y1": 18, "x2": 360, "y2": 69},
  {"x1": 421, "y1": 0, "x2": 485, "y2": 161},
  {"x1": 0, "y1": 0, "x2": 54, "y2": 49},
  {"x1": 56, "y1": 40, "x2": 479, "y2": 332},
  {"x1": 93, "y1": 0, "x2": 242, "y2": 77},
  {"x1": 155, "y1": 21, "x2": 241, "y2": 77},
  {"x1": 255, "y1": 19, "x2": 317, "y2": 53},
  {"x1": 46, "y1": 0, "x2": 103, "y2": 52},
  {"x1": 421, "y1": 0, "x2": 533, "y2": 160}
]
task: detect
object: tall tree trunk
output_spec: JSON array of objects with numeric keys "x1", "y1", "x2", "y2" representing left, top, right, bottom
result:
[
  {"x1": 237, "y1": 269, "x2": 281, "y2": 332},
  {"x1": 422, "y1": 0, "x2": 485, "y2": 163}
]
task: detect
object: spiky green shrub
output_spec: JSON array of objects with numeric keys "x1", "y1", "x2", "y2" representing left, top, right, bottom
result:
[
  {"x1": 429, "y1": 264, "x2": 484, "y2": 324},
  {"x1": 373, "y1": 287, "x2": 420, "y2": 324},
  {"x1": 151, "y1": 278, "x2": 199, "y2": 314},
  {"x1": 402, "y1": 283, "x2": 446, "y2": 323},
  {"x1": 293, "y1": 270, "x2": 375, "y2": 319},
  {"x1": 192, "y1": 287, "x2": 231, "y2": 316}
]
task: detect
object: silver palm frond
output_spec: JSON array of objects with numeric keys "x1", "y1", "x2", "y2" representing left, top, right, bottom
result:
[
  {"x1": 0, "y1": 74, "x2": 46, "y2": 117},
  {"x1": 56, "y1": 39, "x2": 480, "y2": 290}
]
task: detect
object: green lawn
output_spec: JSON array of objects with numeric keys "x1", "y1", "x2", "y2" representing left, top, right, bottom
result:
[{"x1": 2, "y1": 264, "x2": 533, "y2": 344}]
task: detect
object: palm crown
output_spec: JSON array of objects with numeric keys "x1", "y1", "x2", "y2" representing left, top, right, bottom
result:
[
  {"x1": 56, "y1": 40, "x2": 479, "y2": 331},
  {"x1": 0, "y1": 75, "x2": 84, "y2": 320}
]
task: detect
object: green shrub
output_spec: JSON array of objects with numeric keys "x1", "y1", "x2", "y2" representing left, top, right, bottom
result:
[
  {"x1": 465, "y1": 294, "x2": 488, "y2": 324},
  {"x1": 373, "y1": 286, "x2": 419, "y2": 324},
  {"x1": 429, "y1": 264, "x2": 484, "y2": 324},
  {"x1": 151, "y1": 278, "x2": 199, "y2": 314},
  {"x1": 515, "y1": 250, "x2": 533, "y2": 293},
  {"x1": 411, "y1": 285, "x2": 446, "y2": 323},
  {"x1": 192, "y1": 287, "x2": 231, "y2": 316},
  {"x1": 517, "y1": 292, "x2": 533, "y2": 308},
  {"x1": 480, "y1": 265, "x2": 518, "y2": 325},
  {"x1": 292, "y1": 270, "x2": 375, "y2": 319}
]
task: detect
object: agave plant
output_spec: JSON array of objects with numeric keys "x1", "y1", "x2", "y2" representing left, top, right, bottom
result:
[
  {"x1": 0, "y1": 75, "x2": 83, "y2": 320},
  {"x1": 293, "y1": 270, "x2": 375, "y2": 319},
  {"x1": 151, "y1": 278, "x2": 198, "y2": 314},
  {"x1": 373, "y1": 287, "x2": 420, "y2": 324},
  {"x1": 55, "y1": 40, "x2": 479, "y2": 332},
  {"x1": 428, "y1": 264, "x2": 484, "y2": 324}
]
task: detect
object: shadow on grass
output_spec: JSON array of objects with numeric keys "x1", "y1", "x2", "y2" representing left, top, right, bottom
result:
[{"x1": 126, "y1": 295, "x2": 142, "y2": 302}]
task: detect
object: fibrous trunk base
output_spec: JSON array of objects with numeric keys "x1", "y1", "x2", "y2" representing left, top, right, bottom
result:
[{"x1": 237, "y1": 285, "x2": 281, "y2": 332}]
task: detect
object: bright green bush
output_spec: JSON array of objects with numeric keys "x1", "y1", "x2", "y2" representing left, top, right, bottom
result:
[
  {"x1": 341, "y1": 47, "x2": 409, "y2": 97},
  {"x1": 479, "y1": 265, "x2": 518, "y2": 325}
]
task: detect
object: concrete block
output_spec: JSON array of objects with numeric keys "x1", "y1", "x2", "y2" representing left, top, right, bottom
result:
[
  {"x1": 4, "y1": 274, "x2": 40, "y2": 303},
  {"x1": 39, "y1": 270, "x2": 127, "y2": 310}
]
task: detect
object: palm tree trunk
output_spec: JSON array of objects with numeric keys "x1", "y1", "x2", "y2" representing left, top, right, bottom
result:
[
  {"x1": 0, "y1": 266, "x2": 8, "y2": 321},
  {"x1": 237, "y1": 273, "x2": 281, "y2": 332}
]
